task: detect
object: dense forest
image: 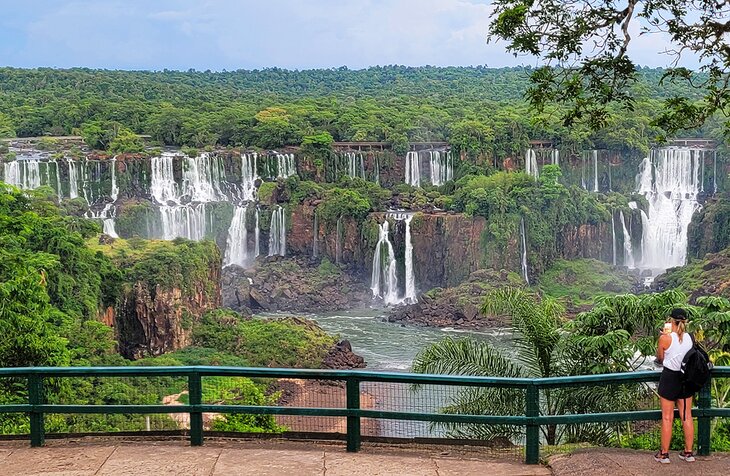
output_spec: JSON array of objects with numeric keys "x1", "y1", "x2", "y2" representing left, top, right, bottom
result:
[{"x1": 0, "y1": 66, "x2": 723, "y2": 157}]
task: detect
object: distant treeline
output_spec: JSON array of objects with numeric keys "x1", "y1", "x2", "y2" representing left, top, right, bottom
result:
[{"x1": 0, "y1": 66, "x2": 721, "y2": 156}]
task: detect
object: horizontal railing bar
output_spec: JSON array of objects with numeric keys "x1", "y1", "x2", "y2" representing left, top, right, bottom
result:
[{"x1": 0, "y1": 366, "x2": 727, "y2": 388}]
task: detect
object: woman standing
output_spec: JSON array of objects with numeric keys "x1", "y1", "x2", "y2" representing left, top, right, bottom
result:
[{"x1": 654, "y1": 308, "x2": 696, "y2": 463}]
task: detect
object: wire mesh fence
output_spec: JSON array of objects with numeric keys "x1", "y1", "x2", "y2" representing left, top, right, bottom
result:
[{"x1": 0, "y1": 366, "x2": 728, "y2": 464}]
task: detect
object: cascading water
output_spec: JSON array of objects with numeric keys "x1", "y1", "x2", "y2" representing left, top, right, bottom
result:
[
  {"x1": 3, "y1": 159, "x2": 41, "y2": 189},
  {"x1": 276, "y1": 153, "x2": 296, "y2": 179},
  {"x1": 525, "y1": 149, "x2": 539, "y2": 179},
  {"x1": 268, "y1": 206, "x2": 286, "y2": 257},
  {"x1": 428, "y1": 150, "x2": 453, "y2": 186},
  {"x1": 68, "y1": 159, "x2": 80, "y2": 199},
  {"x1": 520, "y1": 217, "x2": 530, "y2": 285},
  {"x1": 346, "y1": 152, "x2": 365, "y2": 179},
  {"x1": 240, "y1": 153, "x2": 258, "y2": 201},
  {"x1": 619, "y1": 210, "x2": 634, "y2": 268},
  {"x1": 552, "y1": 149, "x2": 559, "y2": 166},
  {"x1": 374, "y1": 155, "x2": 380, "y2": 185},
  {"x1": 405, "y1": 151, "x2": 420, "y2": 187},
  {"x1": 611, "y1": 212, "x2": 617, "y2": 266},
  {"x1": 592, "y1": 150, "x2": 599, "y2": 192},
  {"x1": 370, "y1": 220, "x2": 399, "y2": 305},
  {"x1": 254, "y1": 207, "x2": 261, "y2": 257},
  {"x1": 150, "y1": 153, "x2": 178, "y2": 204},
  {"x1": 403, "y1": 214, "x2": 417, "y2": 304},
  {"x1": 159, "y1": 204, "x2": 207, "y2": 240},
  {"x1": 52, "y1": 160, "x2": 62, "y2": 199},
  {"x1": 224, "y1": 205, "x2": 251, "y2": 267},
  {"x1": 636, "y1": 147, "x2": 703, "y2": 271},
  {"x1": 182, "y1": 153, "x2": 226, "y2": 202}
]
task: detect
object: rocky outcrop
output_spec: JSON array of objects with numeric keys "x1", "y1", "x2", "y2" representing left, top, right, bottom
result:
[
  {"x1": 654, "y1": 246, "x2": 730, "y2": 301},
  {"x1": 387, "y1": 269, "x2": 523, "y2": 329},
  {"x1": 323, "y1": 340, "x2": 366, "y2": 369},
  {"x1": 222, "y1": 256, "x2": 372, "y2": 313},
  {"x1": 688, "y1": 195, "x2": 730, "y2": 259},
  {"x1": 110, "y1": 240, "x2": 222, "y2": 359}
]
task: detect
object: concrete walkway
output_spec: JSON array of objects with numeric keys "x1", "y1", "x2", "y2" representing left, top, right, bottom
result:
[
  {"x1": 550, "y1": 448, "x2": 730, "y2": 476},
  {"x1": 0, "y1": 439, "x2": 549, "y2": 476}
]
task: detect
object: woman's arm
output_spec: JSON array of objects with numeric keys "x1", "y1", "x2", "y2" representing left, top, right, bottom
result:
[{"x1": 656, "y1": 334, "x2": 671, "y2": 364}]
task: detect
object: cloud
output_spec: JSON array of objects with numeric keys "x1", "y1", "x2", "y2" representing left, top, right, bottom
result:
[{"x1": 0, "y1": 0, "x2": 693, "y2": 70}]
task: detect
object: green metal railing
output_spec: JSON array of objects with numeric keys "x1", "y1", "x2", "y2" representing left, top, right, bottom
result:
[{"x1": 1, "y1": 366, "x2": 729, "y2": 464}]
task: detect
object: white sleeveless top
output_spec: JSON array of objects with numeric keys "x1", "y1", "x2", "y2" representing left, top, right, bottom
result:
[{"x1": 663, "y1": 332, "x2": 693, "y2": 371}]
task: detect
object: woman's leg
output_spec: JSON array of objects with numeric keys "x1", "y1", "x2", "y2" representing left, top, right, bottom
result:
[
  {"x1": 660, "y1": 396, "x2": 675, "y2": 453},
  {"x1": 677, "y1": 397, "x2": 694, "y2": 452}
]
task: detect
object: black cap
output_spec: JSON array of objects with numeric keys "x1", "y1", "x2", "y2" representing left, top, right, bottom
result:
[{"x1": 670, "y1": 308, "x2": 688, "y2": 321}]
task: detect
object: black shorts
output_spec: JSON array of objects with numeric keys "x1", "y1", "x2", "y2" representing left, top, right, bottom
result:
[{"x1": 658, "y1": 368, "x2": 694, "y2": 401}]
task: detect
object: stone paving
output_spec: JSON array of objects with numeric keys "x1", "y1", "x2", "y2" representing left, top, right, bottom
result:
[
  {"x1": 549, "y1": 447, "x2": 730, "y2": 476},
  {"x1": 0, "y1": 439, "x2": 549, "y2": 476},
  {"x1": 0, "y1": 439, "x2": 728, "y2": 475}
]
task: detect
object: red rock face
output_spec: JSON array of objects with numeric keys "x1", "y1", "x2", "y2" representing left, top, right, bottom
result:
[{"x1": 116, "y1": 258, "x2": 222, "y2": 360}]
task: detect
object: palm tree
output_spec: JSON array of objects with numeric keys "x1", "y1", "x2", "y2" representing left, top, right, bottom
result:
[{"x1": 412, "y1": 287, "x2": 655, "y2": 445}]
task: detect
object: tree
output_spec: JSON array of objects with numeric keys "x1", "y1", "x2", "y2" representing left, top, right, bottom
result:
[
  {"x1": 0, "y1": 112, "x2": 15, "y2": 138},
  {"x1": 412, "y1": 288, "x2": 638, "y2": 445},
  {"x1": 489, "y1": 1, "x2": 730, "y2": 136},
  {"x1": 449, "y1": 120, "x2": 495, "y2": 159}
]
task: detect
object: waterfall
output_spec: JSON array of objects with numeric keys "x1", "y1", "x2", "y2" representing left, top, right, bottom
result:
[
  {"x1": 525, "y1": 149, "x2": 539, "y2": 179},
  {"x1": 159, "y1": 204, "x2": 207, "y2": 240},
  {"x1": 593, "y1": 150, "x2": 599, "y2": 192},
  {"x1": 639, "y1": 209, "x2": 651, "y2": 268},
  {"x1": 520, "y1": 217, "x2": 529, "y2": 285},
  {"x1": 374, "y1": 155, "x2": 380, "y2": 185},
  {"x1": 241, "y1": 153, "x2": 258, "y2": 201},
  {"x1": 405, "y1": 151, "x2": 420, "y2": 187},
  {"x1": 636, "y1": 147, "x2": 703, "y2": 271},
  {"x1": 312, "y1": 213, "x2": 319, "y2": 258},
  {"x1": 150, "y1": 153, "x2": 178, "y2": 204},
  {"x1": 611, "y1": 212, "x2": 617, "y2": 266},
  {"x1": 429, "y1": 151, "x2": 453, "y2": 186},
  {"x1": 619, "y1": 210, "x2": 634, "y2": 268},
  {"x1": 68, "y1": 159, "x2": 79, "y2": 199},
  {"x1": 110, "y1": 158, "x2": 118, "y2": 201},
  {"x1": 254, "y1": 207, "x2": 260, "y2": 257},
  {"x1": 224, "y1": 206, "x2": 251, "y2": 267},
  {"x1": 552, "y1": 149, "x2": 559, "y2": 166},
  {"x1": 182, "y1": 153, "x2": 225, "y2": 202},
  {"x1": 346, "y1": 152, "x2": 365, "y2": 179},
  {"x1": 370, "y1": 220, "x2": 399, "y2": 305},
  {"x1": 403, "y1": 214, "x2": 417, "y2": 304},
  {"x1": 335, "y1": 216, "x2": 343, "y2": 265},
  {"x1": 268, "y1": 206, "x2": 286, "y2": 257},
  {"x1": 52, "y1": 159, "x2": 62, "y2": 199},
  {"x1": 4, "y1": 159, "x2": 41, "y2": 190},
  {"x1": 581, "y1": 153, "x2": 587, "y2": 189},
  {"x1": 276, "y1": 153, "x2": 296, "y2": 179}
]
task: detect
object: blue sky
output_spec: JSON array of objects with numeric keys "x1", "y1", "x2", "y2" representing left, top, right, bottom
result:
[{"x1": 0, "y1": 0, "x2": 685, "y2": 71}]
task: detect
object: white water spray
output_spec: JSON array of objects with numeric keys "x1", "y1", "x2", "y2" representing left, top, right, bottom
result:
[
  {"x1": 619, "y1": 210, "x2": 634, "y2": 268},
  {"x1": 268, "y1": 206, "x2": 286, "y2": 256},
  {"x1": 370, "y1": 220, "x2": 399, "y2": 305},
  {"x1": 405, "y1": 151, "x2": 421, "y2": 187}
]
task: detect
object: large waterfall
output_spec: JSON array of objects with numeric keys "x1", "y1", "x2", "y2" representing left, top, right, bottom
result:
[
  {"x1": 370, "y1": 212, "x2": 417, "y2": 305},
  {"x1": 637, "y1": 147, "x2": 703, "y2": 271},
  {"x1": 224, "y1": 205, "x2": 254, "y2": 267},
  {"x1": 403, "y1": 214, "x2": 417, "y2": 303},
  {"x1": 611, "y1": 213, "x2": 617, "y2": 266},
  {"x1": 525, "y1": 149, "x2": 539, "y2": 179},
  {"x1": 268, "y1": 206, "x2": 286, "y2": 257},
  {"x1": 370, "y1": 220, "x2": 399, "y2": 305},
  {"x1": 405, "y1": 151, "x2": 421, "y2": 187}
]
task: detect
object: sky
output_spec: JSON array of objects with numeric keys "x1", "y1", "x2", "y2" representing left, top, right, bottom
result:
[{"x1": 0, "y1": 0, "x2": 688, "y2": 71}]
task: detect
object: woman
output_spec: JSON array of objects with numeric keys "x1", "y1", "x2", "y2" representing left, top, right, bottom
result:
[{"x1": 654, "y1": 308, "x2": 696, "y2": 463}]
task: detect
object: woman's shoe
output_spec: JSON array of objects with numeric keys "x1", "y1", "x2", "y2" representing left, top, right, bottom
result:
[
  {"x1": 678, "y1": 451, "x2": 696, "y2": 462},
  {"x1": 654, "y1": 451, "x2": 671, "y2": 464}
]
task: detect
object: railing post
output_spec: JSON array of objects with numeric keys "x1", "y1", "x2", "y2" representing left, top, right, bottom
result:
[
  {"x1": 188, "y1": 372, "x2": 203, "y2": 446},
  {"x1": 525, "y1": 384, "x2": 540, "y2": 465},
  {"x1": 346, "y1": 377, "x2": 361, "y2": 452},
  {"x1": 28, "y1": 374, "x2": 45, "y2": 447},
  {"x1": 697, "y1": 381, "x2": 712, "y2": 456}
]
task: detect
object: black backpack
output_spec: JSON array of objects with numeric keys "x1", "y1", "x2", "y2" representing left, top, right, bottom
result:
[{"x1": 680, "y1": 334, "x2": 713, "y2": 396}]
